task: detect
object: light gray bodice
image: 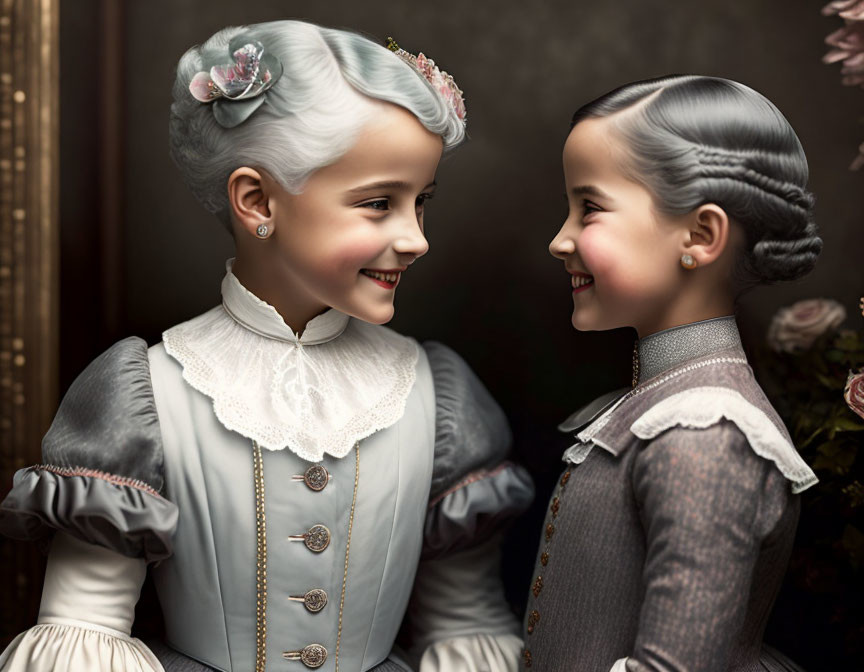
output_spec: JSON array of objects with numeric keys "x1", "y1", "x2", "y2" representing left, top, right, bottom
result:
[
  {"x1": 0, "y1": 264, "x2": 529, "y2": 672},
  {"x1": 148, "y1": 342, "x2": 436, "y2": 672}
]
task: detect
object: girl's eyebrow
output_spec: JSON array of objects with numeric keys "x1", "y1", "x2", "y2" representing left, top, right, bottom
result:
[
  {"x1": 347, "y1": 180, "x2": 437, "y2": 195},
  {"x1": 571, "y1": 184, "x2": 612, "y2": 201}
]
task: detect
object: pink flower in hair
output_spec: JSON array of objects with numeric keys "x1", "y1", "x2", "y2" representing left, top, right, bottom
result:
[{"x1": 387, "y1": 38, "x2": 466, "y2": 123}]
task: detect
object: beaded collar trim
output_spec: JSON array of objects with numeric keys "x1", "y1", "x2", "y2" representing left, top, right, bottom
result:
[{"x1": 637, "y1": 316, "x2": 742, "y2": 384}]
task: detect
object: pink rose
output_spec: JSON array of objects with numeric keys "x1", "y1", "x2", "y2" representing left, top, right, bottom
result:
[
  {"x1": 822, "y1": 0, "x2": 864, "y2": 21},
  {"x1": 768, "y1": 298, "x2": 847, "y2": 352},
  {"x1": 845, "y1": 370, "x2": 864, "y2": 420}
]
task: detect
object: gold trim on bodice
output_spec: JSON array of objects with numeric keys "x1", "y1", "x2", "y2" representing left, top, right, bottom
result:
[{"x1": 252, "y1": 441, "x2": 360, "y2": 670}]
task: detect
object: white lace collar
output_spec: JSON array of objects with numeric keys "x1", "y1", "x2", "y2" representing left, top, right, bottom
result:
[{"x1": 162, "y1": 260, "x2": 419, "y2": 461}]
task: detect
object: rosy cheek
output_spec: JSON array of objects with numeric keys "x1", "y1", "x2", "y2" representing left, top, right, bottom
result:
[
  {"x1": 329, "y1": 238, "x2": 384, "y2": 273},
  {"x1": 578, "y1": 228, "x2": 616, "y2": 279},
  {"x1": 579, "y1": 228, "x2": 649, "y2": 299}
]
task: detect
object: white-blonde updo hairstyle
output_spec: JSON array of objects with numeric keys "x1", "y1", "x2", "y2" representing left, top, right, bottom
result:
[{"x1": 169, "y1": 20, "x2": 466, "y2": 229}]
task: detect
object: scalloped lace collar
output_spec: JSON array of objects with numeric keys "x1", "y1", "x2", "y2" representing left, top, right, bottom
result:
[{"x1": 162, "y1": 260, "x2": 419, "y2": 461}]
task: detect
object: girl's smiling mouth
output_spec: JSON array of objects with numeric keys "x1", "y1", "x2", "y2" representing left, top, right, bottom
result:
[
  {"x1": 570, "y1": 271, "x2": 595, "y2": 294},
  {"x1": 361, "y1": 268, "x2": 403, "y2": 289}
]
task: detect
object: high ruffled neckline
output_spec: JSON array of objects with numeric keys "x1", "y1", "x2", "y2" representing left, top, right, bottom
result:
[
  {"x1": 161, "y1": 259, "x2": 419, "y2": 459},
  {"x1": 221, "y1": 259, "x2": 350, "y2": 345},
  {"x1": 637, "y1": 315, "x2": 742, "y2": 383}
]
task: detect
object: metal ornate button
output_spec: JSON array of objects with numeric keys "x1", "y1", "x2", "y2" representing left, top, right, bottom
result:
[
  {"x1": 540, "y1": 551, "x2": 549, "y2": 566},
  {"x1": 288, "y1": 524, "x2": 331, "y2": 552},
  {"x1": 301, "y1": 644, "x2": 327, "y2": 668},
  {"x1": 560, "y1": 470, "x2": 571, "y2": 486},
  {"x1": 545, "y1": 523, "x2": 555, "y2": 542},
  {"x1": 282, "y1": 643, "x2": 327, "y2": 668},
  {"x1": 304, "y1": 524, "x2": 330, "y2": 552},
  {"x1": 304, "y1": 588, "x2": 327, "y2": 612},
  {"x1": 289, "y1": 588, "x2": 328, "y2": 613},
  {"x1": 303, "y1": 465, "x2": 329, "y2": 491},
  {"x1": 523, "y1": 648, "x2": 533, "y2": 668},
  {"x1": 550, "y1": 496, "x2": 560, "y2": 517}
]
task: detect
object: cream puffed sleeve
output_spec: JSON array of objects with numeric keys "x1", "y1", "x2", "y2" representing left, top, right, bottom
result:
[
  {"x1": 0, "y1": 338, "x2": 176, "y2": 671},
  {"x1": 0, "y1": 532, "x2": 163, "y2": 671},
  {"x1": 404, "y1": 343, "x2": 533, "y2": 672}
]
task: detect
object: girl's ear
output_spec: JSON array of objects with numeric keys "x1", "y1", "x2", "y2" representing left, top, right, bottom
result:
[
  {"x1": 682, "y1": 203, "x2": 730, "y2": 267},
  {"x1": 227, "y1": 167, "x2": 275, "y2": 238}
]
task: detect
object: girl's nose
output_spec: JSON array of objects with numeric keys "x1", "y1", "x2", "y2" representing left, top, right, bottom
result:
[
  {"x1": 393, "y1": 219, "x2": 430, "y2": 259},
  {"x1": 549, "y1": 222, "x2": 577, "y2": 259}
]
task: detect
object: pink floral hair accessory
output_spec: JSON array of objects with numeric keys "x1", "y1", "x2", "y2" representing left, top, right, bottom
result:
[
  {"x1": 189, "y1": 35, "x2": 283, "y2": 128},
  {"x1": 386, "y1": 37, "x2": 466, "y2": 123}
]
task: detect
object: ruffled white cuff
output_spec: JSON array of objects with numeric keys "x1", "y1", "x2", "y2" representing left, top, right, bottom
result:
[
  {"x1": 0, "y1": 532, "x2": 161, "y2": 671},
  {"x1": 0, "y1": 621, "x2": 163, "y2": 672},
  {"x1": 408, "y1": 535, "x2": 521, "y2": 670},
  {"x1": 610, "y1": 657, "x2": 629, "y2": 672},
  {"x1": 419, "y1": 633, "x2": 523, "y2": 672}
]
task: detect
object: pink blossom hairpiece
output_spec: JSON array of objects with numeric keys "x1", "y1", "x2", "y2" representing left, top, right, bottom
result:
[
  {"x1": 189, "y1": 35, "x2": 283, "y2": 129},
  {"x1": 386, "y1": 37, "x2": 466, "y2": 123}
]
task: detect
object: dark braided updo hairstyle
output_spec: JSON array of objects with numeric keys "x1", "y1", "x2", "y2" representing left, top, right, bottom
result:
[{"x1": 571, "y1": 75, "x2": 822, "y2": 287}]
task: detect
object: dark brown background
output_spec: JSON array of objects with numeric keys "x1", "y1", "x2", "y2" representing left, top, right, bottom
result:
[{"x1": 5, "y1": 0, "x2": 864, "y2": 667}]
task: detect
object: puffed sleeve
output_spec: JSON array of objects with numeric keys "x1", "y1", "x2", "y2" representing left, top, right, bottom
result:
[
  {"x1": 0, "y1": 337, "x2": 175, "y2": 671},
  {"x1": 421, "y1": 342, "x2": 534, "y2": 558},
  {"x1": 621, "y1": 421, "x2": 797, "y2": 672},
  {"x1": 0, "y1": 337, "x2": 178, "y2": 561},
  {"x1": 404, "y1": 342, "x2": 533, "y2": 672}
]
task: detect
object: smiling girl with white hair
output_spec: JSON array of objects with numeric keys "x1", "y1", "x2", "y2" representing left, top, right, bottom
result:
[{"x1": 0, "y1": 20, "x2": 531, "y2": 672}]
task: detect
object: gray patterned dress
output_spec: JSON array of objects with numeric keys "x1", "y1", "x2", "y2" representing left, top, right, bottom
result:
[{"x1": 522, "y1": 316, "x2": 815, "y2": 672}]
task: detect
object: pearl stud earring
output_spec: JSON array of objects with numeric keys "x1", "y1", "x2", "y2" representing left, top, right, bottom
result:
[
  {"x1": 680, "y1": 253, "x2": 697, "y2": 269},
  {"x1": 256, "y1": 224, "x2": 269, "y2": 238}
]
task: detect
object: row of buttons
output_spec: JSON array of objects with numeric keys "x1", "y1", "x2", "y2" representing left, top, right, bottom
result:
[
  {"x1": 285, "y1": 465, "x2": 332, "y2": 667},
  {"x1": 523, "y1": 468, "x2": 571, "y2": 668}
]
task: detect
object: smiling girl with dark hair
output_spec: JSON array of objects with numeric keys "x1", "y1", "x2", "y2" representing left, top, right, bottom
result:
[{"x1": 522, "y1": 75, "x2": 818, "y2": 672}]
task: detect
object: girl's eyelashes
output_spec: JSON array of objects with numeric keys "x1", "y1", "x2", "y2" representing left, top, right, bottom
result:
[
  {"x1": 360, "y1": 198, "x2": 390, "y2": 211},
  {"x1": 561, "y1": 194, "x2": 602, "y2": 216},
  {"x1": 357, "y1": 192, "x2": 435, "y2": 213},
  {"x1": 415, "y1": 192, "x2": 434, "y2": 209},
  {"x1": 582, "y1": 200, "x2": 602, "y2": 215}
]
